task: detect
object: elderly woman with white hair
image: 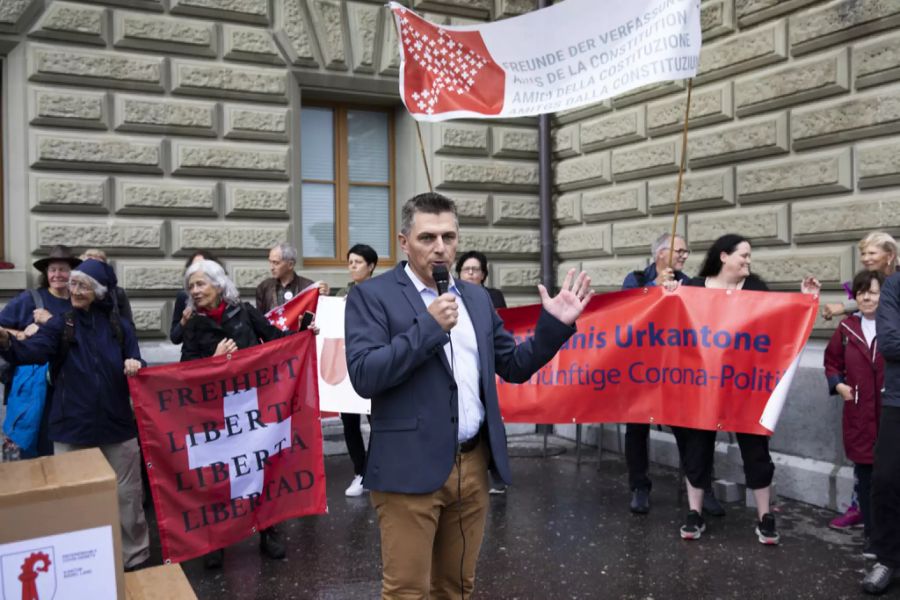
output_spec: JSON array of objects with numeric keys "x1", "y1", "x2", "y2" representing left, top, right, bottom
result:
[
  {"x1": 0, "y1": 259, "x2": 150, "y2": 570},
  {"x1": 179, "y1": 259, "x2": 296, "y2": 568}
]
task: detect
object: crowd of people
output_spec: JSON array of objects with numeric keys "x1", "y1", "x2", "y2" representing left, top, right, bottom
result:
[{"x1": 1, "y1": 192, "x2": 898, "y2": 595}]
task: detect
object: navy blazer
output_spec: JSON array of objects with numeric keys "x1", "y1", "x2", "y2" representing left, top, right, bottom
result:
[{"x1": 345, "y1": 262, "x2": 575, "y2": 494}]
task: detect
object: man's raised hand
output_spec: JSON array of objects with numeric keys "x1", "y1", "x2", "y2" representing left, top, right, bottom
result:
[{"x1": 538, "y1": 269, "x2": 593, "y2": 326}]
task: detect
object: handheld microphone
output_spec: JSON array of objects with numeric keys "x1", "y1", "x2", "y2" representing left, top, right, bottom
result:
[{"x1": 433, "y1": 264, "x2": 450, "y2": 296}]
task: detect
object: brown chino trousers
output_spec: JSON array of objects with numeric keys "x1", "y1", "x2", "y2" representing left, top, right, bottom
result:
[{"x1": 370, "y1": 439, "x2": 491, "y2": 600}]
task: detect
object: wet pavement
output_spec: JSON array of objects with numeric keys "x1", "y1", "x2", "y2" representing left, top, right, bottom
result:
[{"x1": 141, "y1": 435, "x2": 892, "y2": 599}]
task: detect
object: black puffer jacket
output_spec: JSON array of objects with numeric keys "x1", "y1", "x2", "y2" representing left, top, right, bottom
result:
[
  {"x1": 877, "y1": 272, "x2": 900, "y2": 409},
  {"x1": 180, "y1": 302, "x2": 286, "y2": 361}
]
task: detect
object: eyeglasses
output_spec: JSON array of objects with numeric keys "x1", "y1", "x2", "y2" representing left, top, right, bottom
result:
[
  {"x1": 460, "y1": 267, "x2": 483, "y2": 274},
  {"x1": 67, "y1": 280, "x2": 92, "y2": 292},
  {"x1": 674, "y1": 250, "x2": 691, "y2": 257}
]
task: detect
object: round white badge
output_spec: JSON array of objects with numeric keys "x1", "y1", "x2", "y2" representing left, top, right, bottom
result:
[{"x1": 284, "y1": 291, "x2": 294, "y2": 300}]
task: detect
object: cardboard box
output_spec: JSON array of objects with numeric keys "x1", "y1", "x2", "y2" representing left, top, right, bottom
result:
[
  {"x1": 0, "y1": 448, "x2": 124, "y2": 599},
  {"x1": 125, "y1": 564, "x2": 197, "y2": 600}
]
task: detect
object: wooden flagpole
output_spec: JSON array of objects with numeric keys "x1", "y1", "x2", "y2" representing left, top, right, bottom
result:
[
  {"x1": 390, "y1": 9, "x2": 434, "y2": 193},
  {"x1": 668, "y1": 78, "x2": 694, "y2": 268}
]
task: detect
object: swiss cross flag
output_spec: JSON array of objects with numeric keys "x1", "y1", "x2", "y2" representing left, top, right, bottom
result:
[
  {"x1": 392, "y1": 4, "x2": 506, "y2": 119},
  {"x1": 130, "y1": 332, "x2": 326, "y2": 563},
  {"x1": 265, "y1": 286, "x2": 319, "y2": 332}
]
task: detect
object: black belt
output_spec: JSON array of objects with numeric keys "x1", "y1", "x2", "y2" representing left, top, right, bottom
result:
[{"x1": 459, "y1": 433, "x2": 480, "y2": 453}]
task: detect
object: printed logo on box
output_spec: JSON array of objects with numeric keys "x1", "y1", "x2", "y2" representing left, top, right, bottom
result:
[{"x1": 1, "y1": 547, "x2": 56, "y2": 600}]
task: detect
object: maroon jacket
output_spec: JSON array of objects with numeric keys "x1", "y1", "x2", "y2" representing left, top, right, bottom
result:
[{"x1": 824, "y1": 315, "x2": 884, "y2": 464}]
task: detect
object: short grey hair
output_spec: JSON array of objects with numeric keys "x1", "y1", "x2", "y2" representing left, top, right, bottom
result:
[
  {"x1": 69, "y1": 271, "x2": 107, "y2": 300},
  {"x1": 273, "y1": 243, "x2": 297, "y2": 264},
  {"x1": 400, "y1": 192, "x2": 458, "y2": 236},
  {"x1": 650, "y1": 233, "x2": 685, "y2": 259},
  {"x1": 184, "y1": 260, "x2": 240, "y2": 309}
]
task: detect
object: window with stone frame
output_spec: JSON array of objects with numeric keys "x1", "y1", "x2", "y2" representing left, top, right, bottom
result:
[{"x1": 300, "y1": 103, "x2": 395, "y2": 267}]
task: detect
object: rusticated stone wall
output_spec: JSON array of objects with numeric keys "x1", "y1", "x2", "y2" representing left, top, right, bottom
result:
[
  {"x1": 553, "y1": 0, "x2": 900, "y2": 339},
  {"x1": 0, "y1": 0, "x2": 544, "y2": 339}
]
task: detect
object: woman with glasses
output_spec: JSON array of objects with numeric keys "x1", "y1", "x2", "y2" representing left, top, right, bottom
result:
[
  {"x1": 456, "y1": 250, "x2": 506, "y2": 309},
  {"x1": 0, "y1": 259, "x2": 150, "y2": 570}
]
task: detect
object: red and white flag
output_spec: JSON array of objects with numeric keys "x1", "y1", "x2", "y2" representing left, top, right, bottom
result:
[
  {"x1": 265, "y1": 285, "x2": 319, "y2": 332},
  {"x1": 390, "y1": 0, "x2": 701, "y2": 121},
  {"x1": 129, "y1": 333, "x2": 326, "y2": 563}
]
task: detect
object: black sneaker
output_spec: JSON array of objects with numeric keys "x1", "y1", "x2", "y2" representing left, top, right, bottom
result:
[
  {"x1": 756, "y1": 513, "x2": 780, "y2": 545},
  {"x1": 702, "y1": 487, "x2": 726, "y2": 517},
  {"x1": 630, "y1": 488, "x2": 650, "y2": 514},
  {"x1": 680, "y1": 510, "x2": 705, "y2": 540},
  {"x1": 260, "y1": 526, "x2": 287, "y2": 560},
  {"x1": 203, "y1": 549, "x2": 224, "y2": 570},
  {"x1": 862, "y1": 562, "x2": 896, "y2": 595}
]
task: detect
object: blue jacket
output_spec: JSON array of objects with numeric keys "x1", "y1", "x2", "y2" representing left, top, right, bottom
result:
[
  {"x1": 1, "y1": 303, "x2": 143, "y2": 445},
  {"x1": 621, "y1": 263, "x2": 690, "y2": 290},
  {"x1": 877, "y1": 272, "x2": 900, "y2": 409},
  {"x1": 344, "y1": 262, "x2": 574, "y2": 493}
]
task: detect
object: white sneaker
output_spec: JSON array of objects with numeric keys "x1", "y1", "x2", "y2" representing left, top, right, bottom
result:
[{"x1": 345, "y1": 474, "x2": 365, "y2": 497}]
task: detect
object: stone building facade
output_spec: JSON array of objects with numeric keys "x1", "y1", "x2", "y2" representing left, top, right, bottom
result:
[{"x1": 0, "y1": 0, "x2": 898, "y2": 509}]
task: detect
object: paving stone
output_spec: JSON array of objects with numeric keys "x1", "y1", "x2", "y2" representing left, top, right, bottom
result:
[
  {"x1": 492, "y1": 126, "x2": 538, "y2": 158},
  {"x1": 435, "y1": 158, "x2": 539, "y2": 191},
  {"x1": 172, "y1": 220, "x2": 289, "y2": 254},
  {"x1": 438, "y1": 124, "x2": 489, "y2": 156},
  {"x1": 495, "y1": 262, "x2": 541, "y2": 291},
  {"x1": 853, "y1": 30, "x2": 900, "y2": 90},
  {"x1": 555, "y1": 192, "x2": 581, "y2": 226},
  {"x1": 701, "y1": 0, "x2": 735, "y2": 41},
  {"x1": 858, "y1": 138, "x2": 900, "y2": 189},
  {"x1": 458, "y1": 229, "x2": 541, "y2": 257},
  {"x1": 121, "y1": 262, "x2": 185, "y2": 290},
  {"x1": 451, "y1": 192, "x2": 490, "y2": 224},
  {"x1": 581, "y1": 257, "x2": 649, "y2": 289},
  {"x1": 750, "y1": 245, "x2": 855, "y2": 287}
]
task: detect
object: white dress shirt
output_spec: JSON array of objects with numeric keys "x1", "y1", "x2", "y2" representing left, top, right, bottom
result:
[{"x1": 404, "y1": 264, "x2": 484, "y2": 442}]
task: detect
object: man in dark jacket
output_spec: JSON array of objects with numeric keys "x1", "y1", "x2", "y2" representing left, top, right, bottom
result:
[
  {"x1": 0, "y1": 259, "x2": 150, "y2": 570},
  {"x1": 864, "y1": 271, "x2": 900, "y2": 594},
  {"x1": 621, "y1": 233, "x2": 695, "y2": 514},
  {"x1": 345, "y1": 192, "x2": 593, "y2": 599},
  {"x1": 255, "y1": 243, "x2": 328, "y2": 314}
]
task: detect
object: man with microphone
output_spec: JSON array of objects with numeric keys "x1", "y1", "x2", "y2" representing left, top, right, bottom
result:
[{"x1": 345, "y1": 192, "x2": 592, "y2": 599}]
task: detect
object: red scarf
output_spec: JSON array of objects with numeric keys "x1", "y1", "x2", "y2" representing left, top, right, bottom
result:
[{"x1": 198, "y1": 301, "x2": 227, "y2": 325}]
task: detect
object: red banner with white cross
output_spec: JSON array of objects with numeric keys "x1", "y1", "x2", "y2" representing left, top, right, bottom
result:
[
  {"x1": 496, "y1": 286, "x2": 817, "y2": 435},
  {"x1": 129, "y1": 332, "x2": 326, "y2": 563}
]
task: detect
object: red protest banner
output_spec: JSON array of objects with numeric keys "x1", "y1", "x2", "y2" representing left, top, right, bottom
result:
[
  {"x1": 265, "y1": 286, "x2": 319, "y2": 332},
  {"x1": 496, "y1": 286, "x2": 817, "y2": 435},
  {"x1": 129, "y1": 332, "x2": 326, "y2": 563}
]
